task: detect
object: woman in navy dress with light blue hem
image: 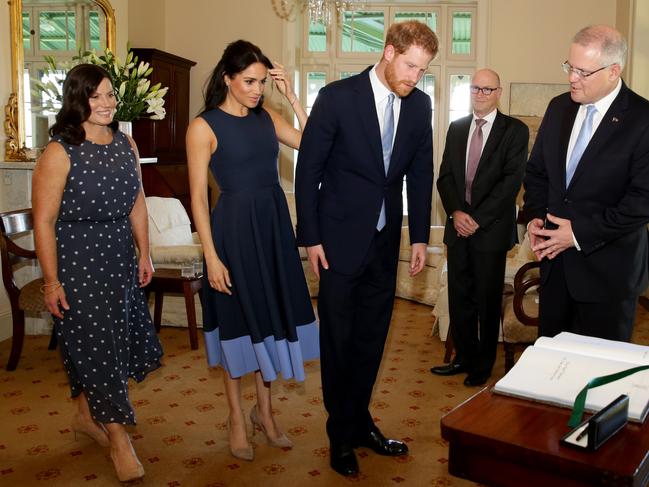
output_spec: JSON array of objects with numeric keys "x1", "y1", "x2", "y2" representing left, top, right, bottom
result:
[{"x1": 187, "y1": 40, "x2": 318, "y2": 461}]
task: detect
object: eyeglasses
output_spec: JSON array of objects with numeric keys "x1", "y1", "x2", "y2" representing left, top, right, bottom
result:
[
  {"x1": 562, "y1": 61, "x2": 613, "y2": 79},
  {"x1": 469, "y1": 85, "x2": 499, "y2": 96}
]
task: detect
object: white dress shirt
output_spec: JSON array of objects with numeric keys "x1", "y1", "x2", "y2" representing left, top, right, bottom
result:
[
  {"x1": 465, "y1": 108, "x2": 498, "y2": 170},
  {"x1": 566, "y1": 79, "x2": 622, "y2": 250},
  {"x1": 566, "y1": 79, "x2": 622, "y2": 167},
  {"x1": 369, "y1": 65, "x2": 401, "y2": 147}
]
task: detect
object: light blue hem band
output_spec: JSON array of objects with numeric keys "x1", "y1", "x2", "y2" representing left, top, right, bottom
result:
[{"x1": 204, "y1": 320, "x2": 319, "y2": 382}]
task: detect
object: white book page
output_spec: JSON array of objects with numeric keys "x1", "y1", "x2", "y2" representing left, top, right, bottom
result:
[
  {"x1": 494, "y1": 346, "x2": 649, "y2": 421},
  {"x1": 533, "y1": 332, "x2": 649, "y2": 365}
]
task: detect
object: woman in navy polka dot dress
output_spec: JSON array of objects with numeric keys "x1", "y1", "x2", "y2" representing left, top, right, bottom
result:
[{"x1": 33, "y1": 64, "x2": 162, "y2": 482}]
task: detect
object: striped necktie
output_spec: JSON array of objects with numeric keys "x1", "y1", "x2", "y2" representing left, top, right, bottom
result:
[{"x1": 376, "y1": 93, "x2": 395, "y2": 231}]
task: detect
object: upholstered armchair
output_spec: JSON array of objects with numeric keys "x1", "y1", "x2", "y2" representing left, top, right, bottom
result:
[
  {"x1": 433, "y1": 231, "x2": 536, "y2": 342},
  {"x1": 146, "y1": 196, "x2": 202, "y2": 269},
  {"x1": 395, "y1": 226, "x2": 446, "y2": 306},
  {"x1": 501, "y1": 260, "x2": 540, "y2": 371}
]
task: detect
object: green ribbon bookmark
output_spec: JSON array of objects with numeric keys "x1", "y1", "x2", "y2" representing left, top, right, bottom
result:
[{"x1": 568, "y1": 365, "x2": 649, "y2": 428}]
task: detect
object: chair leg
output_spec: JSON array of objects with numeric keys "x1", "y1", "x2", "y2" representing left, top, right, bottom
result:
[
  {"x1": 153, "y1": 292, "x2": 163, "y2": 333},
  {"x1": 183, "y1": 281, "x2": 199, "y2": 350},
  {"x1": 47, "y1": 326, "x2": 58, "y2": 351},
  {"x1": 443, "y1": 324, "x2": 454, "y2": 363},
  {"x1": 504, "y1": 343, "x2": 515, "y2": 372},
  {"x1": 6, "y1": 308, "x2": 25, "y2": 371}
]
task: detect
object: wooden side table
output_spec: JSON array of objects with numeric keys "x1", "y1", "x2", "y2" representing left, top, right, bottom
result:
[{"x1": 145, "y1": 268, "x2": 203, "y2": 350}]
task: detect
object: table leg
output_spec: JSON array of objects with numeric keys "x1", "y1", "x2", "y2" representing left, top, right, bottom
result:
[
  {"x1": 153, "y1": 292, "x2": 163, "y2": 333},
  {"x1": 183, "y1": 281, "x2": 199, "y2": 350}
]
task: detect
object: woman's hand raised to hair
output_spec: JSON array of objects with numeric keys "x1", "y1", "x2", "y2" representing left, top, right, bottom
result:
[{"x1": 269, "y1": 62, "x2": 296, "y2": 103}]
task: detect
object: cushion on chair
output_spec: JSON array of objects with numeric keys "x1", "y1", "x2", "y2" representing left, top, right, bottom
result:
[
  {"x1": 502, "y1": 294, "x2": 539, "y2": 344},
  {"x1": 504, "y1": 233, "x2": 536, "y2": 285},
  {"x1": 146, "y1": 196, "x2": 193, "y2": 246},
  {"x1": 18, "y1": 278, "x2": 48, "y2": 313},
  {"x1": 395, "y1": 226, "x2": 446, "y2": 306}
]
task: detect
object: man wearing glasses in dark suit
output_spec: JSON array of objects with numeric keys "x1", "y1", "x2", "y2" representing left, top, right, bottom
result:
[
  {"x1": 524, "y1": 25, "x2": 649, "y2": 341},
  {"x1": 431, "y1": 69, "x2": 528, "y2": 387}
]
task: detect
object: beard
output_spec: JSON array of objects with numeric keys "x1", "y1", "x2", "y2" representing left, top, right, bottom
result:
[{"x1": 385, "y1": 62, "x2": 415, "y2": 98}]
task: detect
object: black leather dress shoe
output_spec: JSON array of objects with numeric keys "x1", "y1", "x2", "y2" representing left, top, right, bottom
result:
[
  {"x1": 463, "y1": 374, "x2": 489, "y2": 387},
  {"x1": 330, "y1": 444, "x2": 359, "y2": 476},
  {"x1": 357, "y1": 426, "x2": 408, "y2": 456},
  {"x1": 430, "y1": 361, "x2": 466, "y2": 376}
]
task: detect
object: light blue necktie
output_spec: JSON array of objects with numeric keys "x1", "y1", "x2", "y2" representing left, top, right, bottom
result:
[
  {"x1": 566, "y1": 104, "x2": 597, "y2": 186},
  {"x1": 377, "y1": 93, "x2": 395, "y2": 231}
]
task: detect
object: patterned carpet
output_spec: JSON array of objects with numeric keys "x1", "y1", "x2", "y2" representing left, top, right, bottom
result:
[{"x1": 1, "y1": 297, "x2": 648, "y2": 486}]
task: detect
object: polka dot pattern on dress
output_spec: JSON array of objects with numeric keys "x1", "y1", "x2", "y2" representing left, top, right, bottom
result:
[{"x1": 52, "y1": 131, "x2": 163, "y2": 426}]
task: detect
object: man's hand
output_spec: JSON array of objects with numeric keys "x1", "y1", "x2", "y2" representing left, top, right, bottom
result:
[
  {"x1": 306, "y1": 244, "x2": 329, "y2": 279},
  {"x1": 530, "y1": 213, "x2": 575, "y2": 260},
  {"x1": 452, "y1": 210, "x2": 479, "y2": 237},
  {"x1": 409, "y1": 243, "x2": 427, "y2": 277},
  {"x1": 527, "y1": 217, "x2": 545, "y2": 261}
]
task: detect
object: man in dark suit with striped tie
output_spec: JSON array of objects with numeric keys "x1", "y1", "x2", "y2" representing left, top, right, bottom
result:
[
  {"x1": 524, "y1": 25, "x2": 649, "y2": 341},
  {"x1": 431, "y1": 69, "x2": 529, "y2": 386}
]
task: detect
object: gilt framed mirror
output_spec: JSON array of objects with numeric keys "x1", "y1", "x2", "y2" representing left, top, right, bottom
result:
[{"x1": 4, "y1": 0, "x2": 115, "y2": 161}]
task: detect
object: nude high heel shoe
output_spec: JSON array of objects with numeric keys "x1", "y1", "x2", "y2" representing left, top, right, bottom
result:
[
  {"x1": 227, "y1": 417, "x2": 254, "y2": 461},
  {"x1": 250, "y1": 404, "x2": 293, "y2": 449},
  {"x1": 71, "y1": 414, "x2": 111, "y2": 448},
  {"x1": 110, "y1": 448, "x2": 145, "y2": 482}
]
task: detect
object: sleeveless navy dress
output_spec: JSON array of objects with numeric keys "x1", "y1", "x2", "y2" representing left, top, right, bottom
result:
[
  {"x1": 200, "y1": 107, "x2": 318, "y2": 381},
  {"x1": 53, "y1": 131, "x2": 163, "y2": 425}
]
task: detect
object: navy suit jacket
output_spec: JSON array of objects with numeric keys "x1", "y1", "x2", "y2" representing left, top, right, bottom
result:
[
  {"x1": 523, "y1": 82, "x2": 649, "y2": 301},
  {"x1": 437, "y1": 111, "x2": 529, "y2": 252},
  {"x1": 295, "y1": 67, "x2": 433, "y2": 275}
]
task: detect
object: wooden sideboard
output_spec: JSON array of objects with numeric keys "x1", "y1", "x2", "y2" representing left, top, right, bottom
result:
[
  {"x1": 131, "y1": 48, "x2": 196, "y2": 164},
  {"x1": 130, "y1": 49, "x2": 197, "y2": 226}
]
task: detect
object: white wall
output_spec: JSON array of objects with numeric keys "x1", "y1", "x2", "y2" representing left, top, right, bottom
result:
[{"x1": 486, "y1": 0, "x2": 617, "y2": 113}]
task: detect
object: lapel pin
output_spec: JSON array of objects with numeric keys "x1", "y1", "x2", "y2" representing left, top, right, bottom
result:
[{"x1": 612, "y1": 117, "x2": 619, "y2": 122}]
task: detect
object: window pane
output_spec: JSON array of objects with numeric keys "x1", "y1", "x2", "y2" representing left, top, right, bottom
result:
[
  {"x1": 449, "y1": 74, "x2": 471, "y2": 122},
  {"x1": 89, "y1": 11, "x2": 101, "y2": 51},
  {"x1": 39, "y1": 10, "x2": 76, "y2": 51},
  {"x1": 416, "y1": 74, "x2": 435, "y2": 112},
  {"x1": 307, "y1": 18, "x2": 326, "y2": 52},
  {"x1": 403, "y1": 74, "x2": 435, "y2": 216},
  {"x1": 452, "y1": 11, "x2": 472, "y2": 55},
  {"x1": 37, "y1": 67, "x2": 66, "y2": 113},
  {"x1": 339, "y1": 71, "x2": 358, "y2": 80},
  {"x1": 23, "y1": 12, "x2": 31, "y2": 52},
  {"x1": 394, "y1": 11, "x2": 437, "y2": 32},
  {"x1": 306, "y1": 72, "x2": 326, "y2": 114},
  {"x1": 342, "y1": 11, "x2": 384, "y2": 53}
]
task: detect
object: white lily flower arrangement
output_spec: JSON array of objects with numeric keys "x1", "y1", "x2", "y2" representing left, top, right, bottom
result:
[{"x1": 33, "y1": 46, "x2": 168, "y2": 122}]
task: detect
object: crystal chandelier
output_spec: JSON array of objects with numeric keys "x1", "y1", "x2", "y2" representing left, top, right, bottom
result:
[{"x1": 272, "y1": 0, "x2": 363, "y2": 25}]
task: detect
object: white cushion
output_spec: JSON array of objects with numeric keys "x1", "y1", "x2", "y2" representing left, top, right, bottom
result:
[{"x1": 146, "y1": 196, "x2": 193, "y2": 246}]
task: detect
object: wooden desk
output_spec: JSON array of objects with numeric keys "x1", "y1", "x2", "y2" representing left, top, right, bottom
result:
[
  {"x1": 440, "y1": 387, "x2": 649, "y2": 487},
  {"x1": 145, "y1": 268, "x2": 203, "y2": 350}
]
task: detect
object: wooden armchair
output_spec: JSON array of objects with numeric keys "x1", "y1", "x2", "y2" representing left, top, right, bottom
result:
[
  {"x1": 501, "y1": 261, "x2": 541, "y2": 371},
  {"x1": 0, "y1": 209, "x2": 54, "y2": 371}
]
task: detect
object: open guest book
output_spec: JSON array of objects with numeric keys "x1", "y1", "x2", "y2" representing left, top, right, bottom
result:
[{"x1": 494, "y1": 332, "x2": 649, "y2": 423}]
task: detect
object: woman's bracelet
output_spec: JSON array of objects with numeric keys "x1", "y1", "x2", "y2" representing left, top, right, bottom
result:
[{"x1": 40, "y1": 281, "x2": 62, "y2": 295}]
